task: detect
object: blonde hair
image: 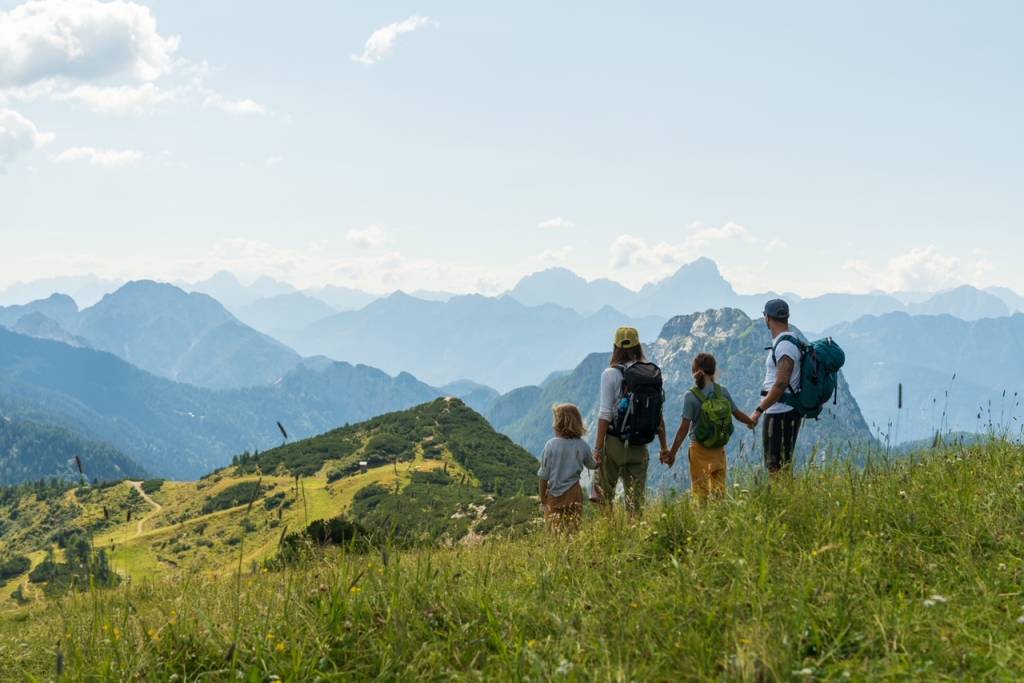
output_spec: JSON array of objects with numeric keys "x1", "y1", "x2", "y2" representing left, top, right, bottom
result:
[{"x1": 552, "y1": 403, "x2": 587, "y2": 439}]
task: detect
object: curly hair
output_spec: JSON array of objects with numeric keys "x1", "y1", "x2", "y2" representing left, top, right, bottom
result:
[{"x1": 552, "y1": 403, "x2": 587, "y2": 439}]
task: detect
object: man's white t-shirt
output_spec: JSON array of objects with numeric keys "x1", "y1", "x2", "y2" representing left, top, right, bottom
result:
[{"x1": 762, "y1": 333, "x2": 802, "y2": 415}]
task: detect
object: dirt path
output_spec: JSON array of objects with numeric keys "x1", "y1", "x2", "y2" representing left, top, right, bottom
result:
[{"x1": 128, "y1": 481, "x2": 163, "y2": 536}]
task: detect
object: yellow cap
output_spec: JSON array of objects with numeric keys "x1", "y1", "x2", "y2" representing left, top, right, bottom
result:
[{"x1": 614, "y1": 326, "x2": 640, "y2": 349}]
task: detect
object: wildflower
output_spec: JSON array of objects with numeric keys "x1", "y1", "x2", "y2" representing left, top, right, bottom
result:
[
  {"x1": 113, "y1": 627, "x2": 122, "y2": 641},
  {"x1": 898, "y1": 490, "x2": 908, "y2": 499},
  {"x1": 276, "y1": 642, "x2": 286, "y2": 653},
  {"x1": 527, "y1": 639, "x2": 538, "y2": 649},
  {"x1": 349, "y1": 586, "x2": 361, "y2": 594},
  {"x1": 793, "y1": 668, "x2": 814, "y2": 677},
  {"x1": 556, "y1": 659, "x2": 573, "y2": 675}
]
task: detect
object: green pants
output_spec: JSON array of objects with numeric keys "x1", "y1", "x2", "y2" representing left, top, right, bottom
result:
[{"x1": 598, "y1": 436, "x2": 648, "y2": 515}]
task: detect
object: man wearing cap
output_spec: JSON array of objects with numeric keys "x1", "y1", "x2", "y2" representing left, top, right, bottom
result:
[
  {"x1": 751, "y1": 299, "x2": 803, "y2": 474},
  {"x1": 592, "y1": 326, "x2": 669, "y2": 515}
]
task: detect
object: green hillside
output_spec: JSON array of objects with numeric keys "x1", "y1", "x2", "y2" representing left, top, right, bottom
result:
[
  {"x1": 0, "y1": 417, "x2": 147, "y2": 485},
  {"x1": 2, "y1": 438, "x2": 1022, "y2": 679},
  {"x1": 0, "y1": 399, "x2": 539, "y2": 608},
  {"x1": 0, "y1": 327, "x2": 441, "y2": 478}
]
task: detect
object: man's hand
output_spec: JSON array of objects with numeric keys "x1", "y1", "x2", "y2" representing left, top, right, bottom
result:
[{"x1": 593, "y1": 446, "x2": 603, "y2": 466}]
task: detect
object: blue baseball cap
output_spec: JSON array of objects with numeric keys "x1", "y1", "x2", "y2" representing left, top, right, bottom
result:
[{"x1": 763, "y1": 299, "x2": 790, "y2": 320}]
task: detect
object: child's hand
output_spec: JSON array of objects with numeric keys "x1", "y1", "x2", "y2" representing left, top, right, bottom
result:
[{"x1": 593, "y1": 447, "x2": 603, "y2": 465}]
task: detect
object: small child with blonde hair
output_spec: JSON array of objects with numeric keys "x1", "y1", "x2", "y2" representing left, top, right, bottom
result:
[{"x1": 537, "y1": 403, "x2": 597, "y2": 531}]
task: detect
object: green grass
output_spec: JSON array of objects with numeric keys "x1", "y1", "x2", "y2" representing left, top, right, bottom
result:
[{"x1": 3, "y1": 440, "x2": 1024, "y2": 680}]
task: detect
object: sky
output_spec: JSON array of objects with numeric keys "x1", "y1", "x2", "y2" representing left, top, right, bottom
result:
[{"x1": 1, "y1": 0, "x2": 1022, "y2": 297}]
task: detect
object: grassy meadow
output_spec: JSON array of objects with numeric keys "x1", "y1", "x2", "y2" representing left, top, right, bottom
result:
[{"x1": 2, "y1": 439, "x2": 1024, "y2": 681}]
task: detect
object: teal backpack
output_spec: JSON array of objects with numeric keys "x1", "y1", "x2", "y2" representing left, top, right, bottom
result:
[
  {"x1": 690, "y1": 384, "x2": 734, "y2": 449},
  {"x1": 773, "y1": 335, "x2": 847, "y2": 419}
]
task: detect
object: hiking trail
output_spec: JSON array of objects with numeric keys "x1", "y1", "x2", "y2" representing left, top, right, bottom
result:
[{"x1": 128, "y1": 481, "x2": 162, "y2": 536}]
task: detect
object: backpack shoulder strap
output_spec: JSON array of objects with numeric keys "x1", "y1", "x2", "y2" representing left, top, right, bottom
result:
[
  {"x1": 772, "y1": 334, "x2": 804, "y2": 366},
  {"x1": 689, "y1": 386, "x2": 706, "y2": 404}
]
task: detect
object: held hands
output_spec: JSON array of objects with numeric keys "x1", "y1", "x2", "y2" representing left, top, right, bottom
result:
[
  {"x1": 593, "y1": 447, "x2": 603, "y2": 466},
  {"x1": 660, "y1": 447, "x2": 677, "y2": 468}
]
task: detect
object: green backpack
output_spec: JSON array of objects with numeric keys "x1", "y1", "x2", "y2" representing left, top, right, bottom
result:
[{"x1": 690, "y1": 384, "x2": 735, "y2": 449}]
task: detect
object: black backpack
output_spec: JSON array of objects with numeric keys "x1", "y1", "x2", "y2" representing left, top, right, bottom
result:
[{"x1": 609, "y1": 362, "x2": 665, "y2": 446}]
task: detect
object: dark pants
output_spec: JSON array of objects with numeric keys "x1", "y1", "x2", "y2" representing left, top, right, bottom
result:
[{"x1": 763, "y1": 411, "x2": 802, "y2": 473}]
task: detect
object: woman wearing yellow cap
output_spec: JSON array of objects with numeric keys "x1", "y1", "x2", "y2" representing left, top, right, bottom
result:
[{"x1": 592, "y1": 326, "x2": 669, "y2": 515}]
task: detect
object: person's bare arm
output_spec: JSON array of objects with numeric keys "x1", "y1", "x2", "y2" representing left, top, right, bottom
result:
[
  {"x1": 754, "y1": 356, "x2": 795, "y2": 421},
  {"x1": 733, "y1": 407, "x2": 756, "y2": 428},
  {"x1": 539, "y1": 479, "x2": 548, "y2": 502},
  {"x1": 658, "y1": 416, "x2": 669, "y2": 451},
  {"x1": 594, "y1": 419, "x2": 609, "y2": 464},
  {"x1": 668, "y1": 417, "x2": 692, "y2": 465}
]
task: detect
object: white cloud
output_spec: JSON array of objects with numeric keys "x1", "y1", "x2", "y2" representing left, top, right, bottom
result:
[
  {"x1": 54, "y1": 146, "x2": 143, "y2": 167},
  {"x1": 537, "y1": 217, "x2": 575, "y2": 230},
  {"x1": 345, "y1": 225, "x2": 391, "y2": 249},
  {"x1": 843, "y1": 245, "x2": 993, "y2": 292},
  {"x1": 0, "y1": 2, "x2": 264, "y2": 125},
  {"x1": 687, "y1": 221, "x2": 755, "y2": 246},
  {"x1": 352, "y1": 16, "x2": 436, "y2": 65},
  {"x1": 609, "y1": 234, "x2": 690, "y2": 270},
  {"x1": 0, "y1": 107, "x2": 54, "y2": 167},
  {"x1": 538, "y1": 246, "x2": 574, "y2": 263},
  {"x1": 52, "y1": 82, "x2": 181, "y2": 115},
  {"x1": 203, "y1": 92, "x2": 265, "y2": 115},
  {"x1": 0, "y1": 0, "x2": 180, "y2": 87},
  {"x1": 263, "y1": 155, "x2": 283, "y2": 168}
]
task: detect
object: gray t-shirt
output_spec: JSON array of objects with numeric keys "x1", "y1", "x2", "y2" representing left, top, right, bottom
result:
[
  {"x1": 681, "y1": 383, "x2": 737, "y2": 434},
  {"x1": 537, "y1": 437, "x2": 598, "y2": 497}
]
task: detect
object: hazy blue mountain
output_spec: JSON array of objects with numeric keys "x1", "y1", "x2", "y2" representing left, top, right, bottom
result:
[
  {"x1": 0, "y1": 293, "x2": 80, "y2": 330},
  {"x1": 233, "y1": 292, "x2": 339, "y2": 338},
  {"x1": 488, "y1": 308, "x2": 874, "y2": 490},
  {"x1": 287, "y1": 292, "x2": 666, "y2": 391},
  {"x1": 795, "y1": 293, "x2": 905, "y2": 334},
  {"x1": 7, "y1": 312, "x2": 89, "y2": 348},
  {"x1": 506, "y1": 260, "x2": 1020, "y2": 331},
  {"x1": 0, "y1": 329, "x2": 443, "y2": 479},
  {"x1": 0, "y1": 416, "x2": 147, "y2": 486},
  {"x1": 0, "y1": 275, "x2": 121, "y2": 308},
  {"x1": 183, "y1": 271, "x2": 295, "y2": 309},
  {"x1": 76, "y1": 281, "x2": 301, "y2": 390},
  {"x1": 439, "y1": 380, "x2": 501, "y2": 414},
  {"x1": 824, "y1": 312, "x2": 1024, "y2": 443},
  {"x1": 303, "y1": 285, "x2": 378, "y2": 311},
  {"x1": 637, "y1": 258, "x2": 748, "y2": 316},
  {"x1": 906, "y1": 286, "x2": 1010, "y2": 320},
  {"x1": 986, "y1": 287, "x2": 1024, "y2": 313},
  {"x1": 409, "y1": 289, "x2": 458, "y2": 303},
  {"x1": 509, "y1": 268, "x2": 637, "y2": 314}
]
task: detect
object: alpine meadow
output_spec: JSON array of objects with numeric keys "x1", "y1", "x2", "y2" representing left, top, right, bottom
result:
[{"x1": 2, "y1": 1, "x2": 1023, "y2": 681}]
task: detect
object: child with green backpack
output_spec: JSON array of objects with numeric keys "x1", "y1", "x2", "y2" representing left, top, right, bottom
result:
[{"x1": 664, "y1": 353, "x2": 757, "y2": 499}]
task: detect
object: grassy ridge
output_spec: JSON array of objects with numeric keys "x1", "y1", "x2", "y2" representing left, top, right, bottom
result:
[{"x1": 2, "y1": 441, "x2": 1023, "y2": 680}]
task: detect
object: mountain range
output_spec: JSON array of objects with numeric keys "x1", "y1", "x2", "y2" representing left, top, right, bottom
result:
[
  {"x1": 506, "y1": 261, "x2": 1016, "y2": 330},
  {"x1": 823, "y1": 312, "x2": 1024, "y2": 443},
  {"x1": 6, "y1": 259, "x2": 1020, "y2": 332},
  {"x1": 0, "y1": 328, "x2": 446, "y2": 479},
  {"x1": 283, "y1": 292, "x2": 667, "y2": 391},
  {"x1": 0, "y1": 282, "x2": 302, "y2": 390}
]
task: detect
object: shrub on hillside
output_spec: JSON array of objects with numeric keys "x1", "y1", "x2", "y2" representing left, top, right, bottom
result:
[
  {"x1": 0, "y1": 555, "x2": 30, "y2": 582},
  {"x1": 141, "y1": 479, "x2": 164, "y2": 495},
  {"x1": 200, "y1": 482, "x2": 265, "y2": 514}
]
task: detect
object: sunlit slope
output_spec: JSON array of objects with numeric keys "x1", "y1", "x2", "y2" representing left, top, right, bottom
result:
[{"x1": 0, "y1": 399, "x2": 540, "y2": 603}]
